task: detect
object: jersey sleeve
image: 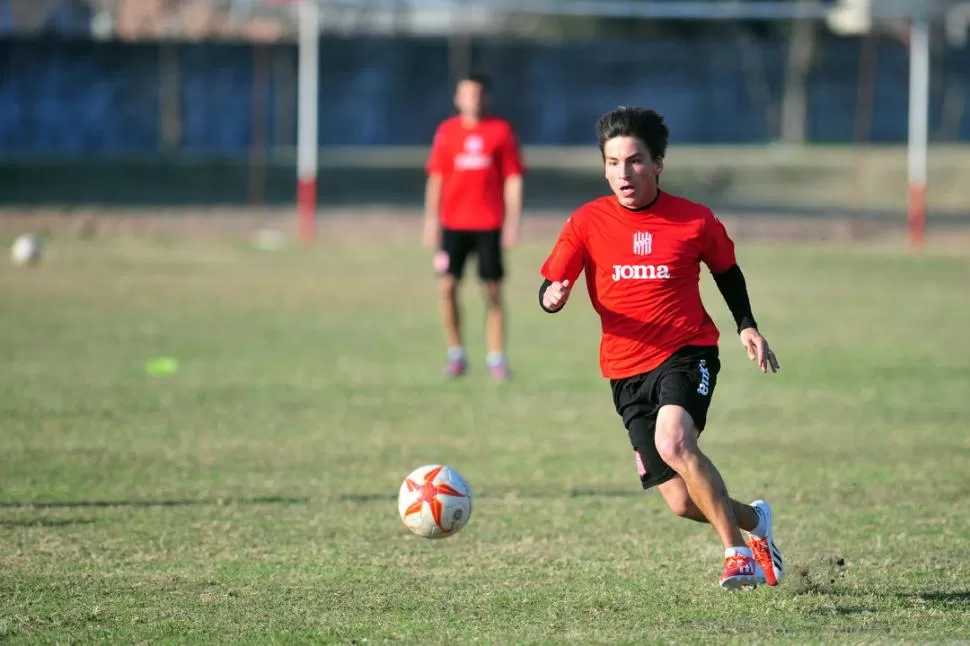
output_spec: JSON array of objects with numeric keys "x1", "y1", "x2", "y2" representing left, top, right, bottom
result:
[
  {"x1": 700, "y1": 209, "x2": 738, "y2": 275},
  {"x1": 498, "y1": 124, "x2": 524, "y2": 178},
  {"x1": 540, "y1": 215, "x2": 585, "y2": 283},
  {"x1": 425, "y1": 125, "x2": 448, "y2": 175}
]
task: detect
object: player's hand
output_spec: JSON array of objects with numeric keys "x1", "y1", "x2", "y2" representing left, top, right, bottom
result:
[
  {"x1": 740, "y1": 327, "x2": 780, "y2": 374},
  {"x1": 421, "y1": 219, "x2": 439, "y2": 249},
  {"x1": 543, "y1": 279, "x2": 571, "y2": 312},
  {"x1": 502, "y1": 225, "x2": 519, "y2": 248}
]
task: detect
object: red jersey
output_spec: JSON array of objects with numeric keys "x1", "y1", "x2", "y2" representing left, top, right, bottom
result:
[
  {"x1": 540, "y1": 192, "x2": 738, "y2": 380},
  {"x1": 425, "y1": 116, "x2": 524, "y2": 231}
]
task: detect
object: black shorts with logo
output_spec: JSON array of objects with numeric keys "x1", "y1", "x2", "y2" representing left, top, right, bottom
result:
[
  {"x1": 438, "y1": 228, "x2": 504, "y2": 282},
  {"x1": 610, "y1": 345, "x2": 720, "y2": 490}
]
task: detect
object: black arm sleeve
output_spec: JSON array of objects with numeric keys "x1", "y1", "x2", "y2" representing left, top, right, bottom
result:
[
  {"x1": 712, "y1": 264, "x2": 758, "y2": 333},
  {"x1": 538, "y1": 279, "x2": 561, "y2": 313}
]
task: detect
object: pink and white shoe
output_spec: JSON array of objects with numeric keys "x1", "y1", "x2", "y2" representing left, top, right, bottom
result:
[
  {"x1": 444, "y1": 357, "x2": 466, "y2": 379},
  {"x1": 489, "y1": 362, "x2": 511, "y2": 382}
]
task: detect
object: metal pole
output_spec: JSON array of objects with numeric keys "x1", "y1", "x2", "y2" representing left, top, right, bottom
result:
[
  {"x1": 907, "y1": 16, "x2": 930, "y2": 249},
  {"x1": 297, "y1": 0, "x2": 320, "y2": 243}
]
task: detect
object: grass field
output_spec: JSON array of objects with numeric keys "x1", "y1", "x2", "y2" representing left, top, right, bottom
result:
[{"x1": 2, "y1": 222, "x2": 970, "y2": 644}]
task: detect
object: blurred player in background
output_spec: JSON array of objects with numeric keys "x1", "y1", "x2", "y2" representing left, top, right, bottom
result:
[
  {"x1": 538, "y1": 107, "x2": 784, "y2": 591},
  {"x1": 423, "y1": 73, "x2": 524, "y2": 381}
]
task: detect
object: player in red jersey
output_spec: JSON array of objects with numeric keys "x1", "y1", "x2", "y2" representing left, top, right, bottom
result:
[
  {"x1": 539, "y1": 107, "x2": 784, "y2": 590},
  {"x1": 423, "y1": 73, "x2": 524, "y2": 381}
]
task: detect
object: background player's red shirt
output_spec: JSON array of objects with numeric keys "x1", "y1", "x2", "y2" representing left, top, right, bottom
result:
[
  {"x1": 540, "y1": 192, "x2": 738, "y2": 379},
  {"x1": 426, "y1": 116, "x2": 523, "y2": 231}
]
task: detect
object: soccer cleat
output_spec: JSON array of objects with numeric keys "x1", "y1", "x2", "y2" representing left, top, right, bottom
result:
[
  {"x1": 444, "y1": 357, "x2": 467, "y2": 379},
  {"x1": 719, "y1": 551, "x2": 764, "y2": 591},
  {"x1": 489, "y1": 362, "x2": 511, "y2": 382},
  {"x1": 746, "y1": 499, "x2": 784, "y2": 586}
]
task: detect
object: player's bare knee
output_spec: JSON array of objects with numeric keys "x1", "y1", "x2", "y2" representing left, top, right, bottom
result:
[
  {"x1": 655, "y1": 424, "x2": 698, "y2": 472},
  {"x1": 655, "y1": 431, "x2": 689, "y2": 471}
]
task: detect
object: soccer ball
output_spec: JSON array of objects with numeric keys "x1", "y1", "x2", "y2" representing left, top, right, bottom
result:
[
  {"x1": 10, "y1": 234, "x2": 42, "y2": 266},
  {"x1": 397, "y1": 464, "x2": 472, "y2": 539}
]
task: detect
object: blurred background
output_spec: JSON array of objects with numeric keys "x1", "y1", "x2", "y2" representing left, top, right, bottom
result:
[{"x1": 0, "y1": 0, "x2": 968, "y2": 228}]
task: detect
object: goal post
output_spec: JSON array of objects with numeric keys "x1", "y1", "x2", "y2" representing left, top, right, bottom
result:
[
  {"x1": 907, "y1": 16, "x2": 930, "y2": 249},
  {"x1": 287, "y1": 0, "x2": 949, "y2": 246},
  {"x1": 297, "y1": 0, "x2": 319, "y2": 243},
  {"x1": 830, "y1": 0, "x2": 932, "y2": 249}
]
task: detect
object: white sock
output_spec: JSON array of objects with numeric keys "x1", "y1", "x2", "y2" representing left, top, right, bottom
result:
[
  {"x1": 749, "y1": 506, "x2": 767, "y2": 537},
  {"x1": 725, "y1": 546, "x2": 753, "y2": 559},
  {"x1": 486, "y1": 351, "x2": 505, "y2": 367},
  {"x1": 447, "y1": 346, "x2": 465, "y2": 361}
]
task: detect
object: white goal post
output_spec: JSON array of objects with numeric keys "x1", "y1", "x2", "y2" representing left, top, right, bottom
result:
[
  {"x1": 291, "y1": 0, "x2": 948, "y2": 246},
  {"x1": 297, "y1": 0, "x2": 319, "y2": 243}
]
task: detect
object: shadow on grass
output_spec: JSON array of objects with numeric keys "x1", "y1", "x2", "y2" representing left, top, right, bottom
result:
[
  {"x1": 339, "y1": 488, "x2": 640, "y2": 503},
  {"x1": 0, "y1": 496, "x2": 309, "y2": 509},
  {"x1": 807, "y1": 590, "x2": 970, "y2": 617},
  {"x1": 0, "y1": 518, "x2": 97, "y2": 528},
  {"x1": 901, "y1": 591, "x2": 970, "y2": 606}
]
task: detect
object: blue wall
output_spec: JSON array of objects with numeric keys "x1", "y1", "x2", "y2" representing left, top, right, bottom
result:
[{"x1": 0, "y1": 34, "x2": 967, "y2": 156}]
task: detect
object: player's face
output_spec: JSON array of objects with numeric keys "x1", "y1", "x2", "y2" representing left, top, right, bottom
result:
[
  {"x1": 603, "y1": 136, "x2": 663, "y2": 209},
  {"x1": 454, "y1": 80, "x2": 486, "y2": 120}
]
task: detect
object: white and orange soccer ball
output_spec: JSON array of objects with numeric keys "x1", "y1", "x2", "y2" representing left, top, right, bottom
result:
[{"x1": 397, "y1": 464, "x2": 472, "y2": 539}]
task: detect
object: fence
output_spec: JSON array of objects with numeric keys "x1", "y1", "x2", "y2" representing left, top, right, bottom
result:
[{"x1": 0, "y1": 0, "x2": 968, "y2": 220}]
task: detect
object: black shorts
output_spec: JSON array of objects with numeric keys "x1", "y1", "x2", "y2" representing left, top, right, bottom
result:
[
  {"x1": 437, "y1": 228, "x2": 504, "y2": 282},
  {"x1": 610, "y1": 345, "x2": 720, "y2": 490}
]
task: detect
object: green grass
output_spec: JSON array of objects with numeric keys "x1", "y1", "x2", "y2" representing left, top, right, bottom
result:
[{"x1": 2, "y1": 228, "x2": 970, "y2": 644}]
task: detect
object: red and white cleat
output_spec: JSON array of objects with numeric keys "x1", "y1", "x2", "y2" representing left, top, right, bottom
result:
[
  {"x1": 719, "y1": 550, "x2": 764, "y2": 591},
  {"x1": 746, "y1": 499, "x2": 784, "y2": 586}
]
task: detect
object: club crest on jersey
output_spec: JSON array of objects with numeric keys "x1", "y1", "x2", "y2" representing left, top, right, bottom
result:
[
  {"x1": 455, "y1": 134, "x2": 491, "y2": 170},
  {"x1": 633, "y1": 232, "x2": 653, "y2": 256},
  {"x1": 465, "y1": 135, "x2": 484, "y2": 153}
]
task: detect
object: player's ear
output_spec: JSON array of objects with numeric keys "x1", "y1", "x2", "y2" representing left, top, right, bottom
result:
[{"x1": 654, "y1": 157, "x2": 664, "y2": 177}]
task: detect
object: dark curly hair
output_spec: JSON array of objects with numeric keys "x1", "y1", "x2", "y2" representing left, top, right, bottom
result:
[{"x1": 596, "y1": 107, "x2": 669, "y2": 161}]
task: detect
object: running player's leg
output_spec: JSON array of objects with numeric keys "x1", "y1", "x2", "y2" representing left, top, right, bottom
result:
[
  {"x1": 654, "y1": 406, "x2": 746, "y2": 550},
  {"x1": 437, "y1": 229, "x2": 473, "y2": 377},
  {"x1": 477, "y1": 230, "x2": 509, "y2": 380},
  {"x1": 614, "y1": 367, "x2": 759, "y2": 588},
  {"x1": 648, "y1": 347, "x2": 767, "y2": 588},
  {"x1": 657, "y1": 478, "x2": 783, "y2": 585},
  {"x1": 650, "y1": 347, "x2": 784, "y2": 586},
  {"x1": 654, "y1": 405, "x2": 763, "y2": 589},
  {"x1": 657, "y1": 478, "x2": 784, "y2": 585}
]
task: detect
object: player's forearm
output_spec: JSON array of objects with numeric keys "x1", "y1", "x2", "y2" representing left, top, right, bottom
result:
[
  {"x1": 712, "y1": 264, "x2": 758, "y2": 333},
  {"x1": 504, "y1": 175, "x2": 523, "y2": 226},
  {"x1": 424, "y1": 175, "x2": 442, "y2": 221}
]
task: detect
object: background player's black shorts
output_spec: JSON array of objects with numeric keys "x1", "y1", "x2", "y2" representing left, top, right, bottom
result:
[
  {"x1": 610, "y1": 345, "x2": 720, "y2": 490},
  {"x1": 438, "y1": 228, "x2": 504, "y2": 282}
]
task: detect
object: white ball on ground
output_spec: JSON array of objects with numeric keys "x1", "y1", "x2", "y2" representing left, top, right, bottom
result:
[
  {"x1": 398, "y1": 464, "x2": 472, "y2": 539},
  {"x1": 10, "y1": 234, "x2": 43, "y2": 266}
]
